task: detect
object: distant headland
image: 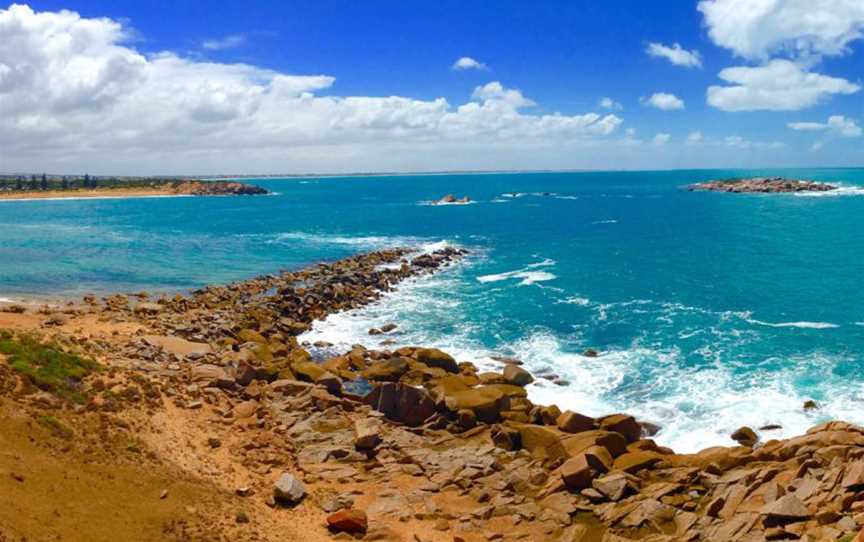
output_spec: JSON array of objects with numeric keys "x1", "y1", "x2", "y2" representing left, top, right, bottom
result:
[
  {"x1": 0, "y1": 175, "x2": 269, "y2": 200},
  {"x1": 688, "y1": 177, "x2": 837, "y2": 194}
]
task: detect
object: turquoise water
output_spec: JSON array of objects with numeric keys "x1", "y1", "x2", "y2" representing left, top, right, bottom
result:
[{"x1": 2, "y1": 169, "x2": 864, "y2": 451}]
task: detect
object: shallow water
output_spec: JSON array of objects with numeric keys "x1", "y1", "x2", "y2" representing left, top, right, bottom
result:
[{"x1": 2, "y1": 168, "x2": 864, "y2": 451}]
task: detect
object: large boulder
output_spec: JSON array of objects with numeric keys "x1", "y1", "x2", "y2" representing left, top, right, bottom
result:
[
  {"x1": 599, "y1": 414, "x2": 642, "y2": 443},
  {"x1": 361, "y1": 357, "x2": 409, "y2": 381},
  {"x1": 414, "y1": 348, "x2": 458, "y2": 373},
  {"x1": 515, "y1": 424, "x2": 568, "y2": 463},
  {"x1": 560, "y1": 450, "x2": 609, "y2": 490},
  {"x1": 557, "y1": 410, "x2": 595, "y2": 434},
  {"x1": 444, "y1": 386, "x2": 509, "y2": 423},
  {"x1": 502, "y1": 364, "x2": 534, "y2": 386},
  {"x1": 562, "y1": 430, "x2": 628, "y2": 458},
  {"x1": 363, "y1": 383, "x2": 436, "y2": 427}
]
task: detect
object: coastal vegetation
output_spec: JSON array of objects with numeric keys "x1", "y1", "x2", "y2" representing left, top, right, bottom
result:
[{"x1": 0, "y1": 176, "x2": 269, "y2": 198}]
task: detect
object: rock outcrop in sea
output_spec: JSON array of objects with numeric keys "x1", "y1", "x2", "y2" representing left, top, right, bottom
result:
[{"x1": 688, "y1": 177, "x2": 837, "y2": 193}]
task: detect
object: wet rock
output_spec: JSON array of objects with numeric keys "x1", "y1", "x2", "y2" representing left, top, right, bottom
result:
[
  {"x1": 502, "y1": 364, "x2": 534, "y2": 386},
  {"x1": 415, "y1": 348, "x2": 458, "y2": 373},
  {"x1": 803, "y1": 400, "x2": 819, "y2": 410},
  {"x1": 273, "y1": 473, "x2": 305, "y2": 505},
  {"x1": 731, "y1": 426, "x2": 758, "y2": 447},
  {"x1": 599, "y1": 414, "x2": 641, "y2": 443},
  {"x1": 326, "y1": 509, "x2": 368, "y2": 534},
  {"x1": 582, "y1": 349, "x2": 599, "y2": 357}
]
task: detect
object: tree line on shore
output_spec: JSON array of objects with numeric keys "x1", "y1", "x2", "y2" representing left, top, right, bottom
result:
[{"x1": 0, "y1": 174, "x2": 179, "y2": 192}]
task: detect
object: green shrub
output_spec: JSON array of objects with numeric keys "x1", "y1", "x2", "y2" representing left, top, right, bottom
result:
[{"x1": 0, "y1": 331, "x2": 100, "y2": 402}]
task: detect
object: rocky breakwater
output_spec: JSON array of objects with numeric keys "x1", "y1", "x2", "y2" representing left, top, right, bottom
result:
[
  {"x1": 171, "y1": 180, "x2": 270, "y2": 196},
  {"x1": 688, "y1": 177, "x2": 837, "y2": 194}
]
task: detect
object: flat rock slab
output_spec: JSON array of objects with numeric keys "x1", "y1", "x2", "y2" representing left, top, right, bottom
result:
[{"x1": 143, "y1": 335, "x2": 211, "y2": 357}]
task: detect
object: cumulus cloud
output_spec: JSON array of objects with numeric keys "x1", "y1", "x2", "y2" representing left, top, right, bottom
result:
[
  {"x1": 724, "y1": 135, "x2": 784, "y2": 149},
  {"x1": 698, "y1": 0, "x2": 864, "y2": 61},
  {"x1": 788, "y1": 115, "x2": 862, "y2": 137},
  {"x1": 646, "y1": 42, "x2": 702, "y2": 68},
  {"x1": 686, "y1": 131, "x2": 704, "y2": 143},
  {"x1": 707, "y1": 60, "x2": 859, "y2": 112},
  {"x1": 452, "y1": 56, "x2": 488, "y2": 71},
  {"x1": 202, "y1": 34, "x2": 245, "y2": 51},
  {"x1": 641, "y1": 92, "x2": 685, "y2": 110},
  {"x1": 653, "y1": 133, "x2": 671, "y2": 145},
  {"x1": 599, "y1": 97, "x2": 622, "y2": 110},
  {"x1": 0, "y1": 5, "x2": 625, "y2": 174}
]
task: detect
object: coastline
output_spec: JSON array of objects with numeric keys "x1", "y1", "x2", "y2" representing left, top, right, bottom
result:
[
  {"x1": 2, "y1": 246, "x2": 864, "y2": 540},
  {"x1": 0, "y1": 187, "x2": 186, "y2": 201}
]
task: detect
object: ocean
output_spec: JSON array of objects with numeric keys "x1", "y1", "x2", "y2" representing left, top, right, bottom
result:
[{"x1": 2, "y1": 168, "x2": 864, "y2": 452}]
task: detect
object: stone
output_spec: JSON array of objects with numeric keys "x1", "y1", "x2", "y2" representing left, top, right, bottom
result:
[
  {"x1": 361, "y1": 357, "x2": 410, "y2": 381},
  {"x1": 444, "y1": 387, "x2": 508, "y2": 423},
  {"x1": 327, "y1": 509, "x2": 368, "y2": 534},
  {"x1": 561, "y1": 453, "x2": 607, "y2": 490},
  {"x1": 491, "y1": 425, "x2": 521, "y2": 451},
  {"x1": 354, "y1": 418, "x2": 382, "y2": 450},
  {"x1": 143, "y1": 335, "x2": 211, "y2": 358},
  {"x1": 557, "y1": 411, "x2": 595, "y2": 434},
  {"x1": 517, "y1": 425, "x2": 568, "y2": 462},
  {"x1": 592, "y1": 473, "x2": 637, "y2": 501},
  {"x1": 562, "y1": 430, "x2": 628, "y2": 458},
  {"x1": 731, "y1": 426, "x2": 758, "y2": 447},
  {"x1": 232, "y1": 400, "x2": 258, "y2": 419},
  {"x1": 612, "y1": 451, "x2": 661, "y2": 473},
  {"x1": 134, "y1": 302, "x2": 163, "y2": 314},
  {"x1": 599, "y1": 414, "x2": 642, "y2": 443},
  {"x1": 273, "y1": 473, "x2": 305, "y2": 505},
  {"x1": 502, "y1": 364, "x2": 534, "y2": 386},
  {"x1": 414, "y1": 348, "x2": 458, "y2": 373},
  {"x1": 191, "y1": 365, "x2": 234, "y2": 389},
  {"x1": 363, "y1": 382, "x2": 436, "y2": 426},
  {"x1": 760, "y1": 495, "x2": 811, "y2": 526},
  {"x1": 803, "y1": 400, "x2": 818, "y2": 410}
]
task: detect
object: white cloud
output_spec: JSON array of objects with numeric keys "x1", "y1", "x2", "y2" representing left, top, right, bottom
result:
[
  {"x1": 452, "y1": 56, "x2": 488, "y2": 71},
  {"x1": 788, "y1": 115, "x2": 862, "y2": 137},
  {"x1": 653, "y1": 133, "x2": 671, "y2": 145},
  {"x1": 724, "y1": 135, "x2": 784, "y2": 149},
  {"x1": 811, "y1": 141, "x2": 825, "y2": 151},
  {"x1": 599, "y1": 97, "x2": 622, "y2": 110},
  {"x1": 641, "y1": 92, "x2": 685, "y2": 110},
  {"x1": 707, "y1": 59, "x2": 859, "y2": 112},
  {"x1": 687, "y1": 131, "x2": 704, "y2": 143},
  {"x1": 698, "y1": 0, "x2": 864, "y2": 61},
  {"x1": 202, "y1": 34, "x2": 245, "y2": 51},
  {"x1": 646, "y1": 42, "x2": 702, "y2": 68},
  {"x1": 0, "y1": 5, "x2": 625, "y2": 174}
]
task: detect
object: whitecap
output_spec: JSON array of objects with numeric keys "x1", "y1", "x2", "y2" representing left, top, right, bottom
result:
[
  {"x1": 477, "y1": 258, "x2": 557, "y2": 286},
  {"x1": 793, "y1": 184, "x2": 864, "y2": 197},
  {"x1": 746, "y1": 318, "x2": 839, "y2": 329},
  {"x1": 592, "y1": 219, "x2": 618, "y2": 224}
]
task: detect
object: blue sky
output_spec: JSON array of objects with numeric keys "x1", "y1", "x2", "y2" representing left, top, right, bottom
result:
[{"x1": 2, "y1": 1, "x2": 864, "y2": 174}]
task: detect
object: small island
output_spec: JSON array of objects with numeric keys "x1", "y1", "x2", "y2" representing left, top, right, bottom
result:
[
  {"x1": 688, "y1": 177, "x2": 837, "y2": 194},
  {"x1": 0, "y1": 174, "x2": 269, "y2": 200}
]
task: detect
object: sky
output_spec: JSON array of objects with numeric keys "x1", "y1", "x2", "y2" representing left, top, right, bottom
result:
[{"x1": 1, "y1": 0, "x2": 863, "y2": 175}]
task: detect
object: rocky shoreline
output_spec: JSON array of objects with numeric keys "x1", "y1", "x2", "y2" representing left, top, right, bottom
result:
[
  {"x1": 3, "y1": 246, "x2": 864, "y2": 541},
  {"x1": 688, "y1": 177, "x2": 837, "y2": 194},
  {"x1": 0, "y1": 179, "x2": 269, "y2": 200}
]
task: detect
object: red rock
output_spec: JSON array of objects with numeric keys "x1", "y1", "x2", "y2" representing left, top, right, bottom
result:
[
  {"x1": 326, "y1": 509, "x2": 368, "y2": 534},
  {"x1": 557, "y1": 410, "x2": 595, "y2": 434},
  {"x1": 599, "y1": 414, "x2": 642, "y2": 443}
]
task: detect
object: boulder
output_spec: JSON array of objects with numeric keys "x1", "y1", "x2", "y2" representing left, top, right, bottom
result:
[
  {"x1": 760, "y1": 495, "x2": 811, "y2": 526},
  {"x1": 599, "y1": 414, "x2": 642, "y2": 443},
  {"x1": 561, "y1": 452, "x2": 608, "y2": 490},
  {"x1": 414, "y1": 348, "x2": 458, "y2": 373},
  {"x1": 236, "y1": 329, "x2": 266, "y2": 343},
  {"x1": 143, "y1": 335, "x2": 211, "y2": 358},
  {"x1": 363, "y1": 383, "x2": 436, "y2": 427},
  {"x1": 133, "y1": 302, "x2": 163, "y2": 315},
  {"x1": 491, "y1": 425, "x2": 522, "y2": 451},
  {"x1": 562, "y1": 430, "x2": 628, "y2": 458},
  {"x1": 354, "y1": 418, "x2": 382, "y2": 451},
  {"x1": 444, "y1": 386, "x2": 508, "y2": 423},
  {"x1": 273, "y1": 473, "x2": 305, "y2": 505},
  {"x1": 327, "y1": 509, "x2": 368, "y2": 534},
  {"x1": 612, "y1": 451, "x2": 662, "y2": 473},
  {"x1": 361, "y1": 357, "x2": 410, "y2": 381},
  {"x1": 516, "y1": 425, "x2": 568, "y2": 462},
  {"x1": 557, "y1": 411, "x2": 595, "y2": 434},
  {"x1": 502, "y1": 364, "x2": 534, "y2": 386},
  {"x1": 731, "y1": 426, "x2": 758, "y2": 447},
  {"x1": 191, "y1": 365, "x2": 234, "y2": 389}
]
